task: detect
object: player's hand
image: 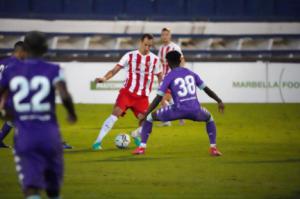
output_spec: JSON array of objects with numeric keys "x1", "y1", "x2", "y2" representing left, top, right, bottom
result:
[
  {"x1": 95, "y1": 77, "x2": 106, "y2": 83},
  {"x1": 218, "y1": 102, "x2": 225, "y2": 114},
  {"x1": 67, "y1": 114, "x2": 77, "y2": 124}
]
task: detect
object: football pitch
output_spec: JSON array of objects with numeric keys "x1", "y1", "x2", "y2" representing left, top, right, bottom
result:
[{"x1": 0, "y1": 103, "x2": 300, "y2": 199}]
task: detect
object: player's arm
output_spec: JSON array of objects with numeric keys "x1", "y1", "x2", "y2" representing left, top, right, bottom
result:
[
  {"x1": 55, "y1": 81, "x2": 77, "y2": 123},
  {"x1": 142, "y1": 94, "x2": 163, "y2": 121},
  {"x1": 203, "y1": 86, "x2": 225, "y2": 113},
  {"x1": 95, "y1": 64, "x2": 122, "y2": 83},
  {"x1": 0, "y1": 87, "x2": 12, "y2": 120},
  {"x1": 156, "y1": 72, "x2": 163, "y2": 85}
]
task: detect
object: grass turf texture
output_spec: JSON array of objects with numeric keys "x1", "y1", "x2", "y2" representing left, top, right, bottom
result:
[{"x1": 0, "y1": 103, "x2": 300, "y2": 199}]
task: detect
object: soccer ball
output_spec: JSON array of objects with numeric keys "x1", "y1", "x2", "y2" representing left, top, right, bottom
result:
[{"x1": 115, "y1": 133, "x2": 131, "y2": 149}]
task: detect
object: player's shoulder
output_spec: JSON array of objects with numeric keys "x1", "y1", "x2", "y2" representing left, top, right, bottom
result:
[
  {"x1": 38, "y1": 59, "x2": 60, "y2": 70},
  {"x1": 148, "y1": 51, "x2": 159, "y2": 59},
  {"x1": 170, "y1": 41, "x2": 181, "y2": 48}
]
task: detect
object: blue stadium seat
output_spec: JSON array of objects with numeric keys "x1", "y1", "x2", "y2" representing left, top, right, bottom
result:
[
  {"x1": 0, "y1": 0, "x2": 29, "y2": 13},
  {"x1": 156, "y1": 0, "x2": 185, "y2": 16},
  {"x1": 125, "y1": 0, "x2": 153, "y2": 16},
  {"x1": 186, "y1": 0, "x2": 215, "y2": 17},
  {"x1": 64, "y1": 0, "x2": 93, "y2": 14},
  {"x1": 274, "y1": 0, "x2": 300, "y2": 17},
  {"x1": 31, "y1": 0, "x2": 63, "y2": 14},
  {"x1": 94, "y1": 0, "x2": 124, "y2": 16},
  {"x1": 244, "y1": 0, "x2": 274, "y2": 17},
  {"x1": 215, "y1": 0, "x2": 244, "y2": 17}
]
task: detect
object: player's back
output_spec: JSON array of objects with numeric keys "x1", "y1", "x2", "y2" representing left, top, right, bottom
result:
[
  {"x1": 0, "y1": 56, "x2": 20, "y2": 76},
  {"x1": 165, "y1": 67, "x2": 204, "y2": 110},
  {"x1": 2, "y1": 58, "x2": 62, "y2": 147}
]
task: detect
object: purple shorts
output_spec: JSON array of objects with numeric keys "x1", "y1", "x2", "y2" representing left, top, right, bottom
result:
[
  {"x1": 155, "y1": 105, "x2": 211, "y2": 122},
  {"x1": 13, "y1": 129, "x2": 63, "y2": 191}
]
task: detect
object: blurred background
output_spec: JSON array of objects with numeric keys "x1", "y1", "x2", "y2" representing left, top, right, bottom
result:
[{"x1": 0, "y1": 0, "x2": 299, "y2": 103}]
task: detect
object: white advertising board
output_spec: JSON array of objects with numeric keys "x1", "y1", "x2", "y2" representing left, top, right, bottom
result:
[{"x1": 59, "y1": 62, "x2": 300, "y2": 104}]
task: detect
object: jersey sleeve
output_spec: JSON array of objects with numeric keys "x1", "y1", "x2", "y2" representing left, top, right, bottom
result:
[
  {"x1": 194, "y1": 73, "x2": 206, "y2": 90},
  {"x1": 117, "y1": 52, "x2": 130, "y2": 69},
  {"x1": 157, "y1": 74, "x2": 172, "y2": 96},
  {"x1": 52, "y1": 65, "x2": 66, "y2": 86},
  {"x1": 173, "y1": 44, "x2": 183, "y2": 56},
  {"x1": 0, "y1": 67, "x2": 10, "y2": 89},
  {"x1": 154, "y1": 58, "x2": 162, "y2": 75}
]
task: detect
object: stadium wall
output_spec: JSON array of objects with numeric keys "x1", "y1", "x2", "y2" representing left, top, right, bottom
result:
[{"x1": 59, "y1": 62, "x2": 300, "y2": 104}]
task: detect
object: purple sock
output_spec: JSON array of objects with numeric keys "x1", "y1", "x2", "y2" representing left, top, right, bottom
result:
[
  {"x1": 0, "y1": 122, "x2": 13, "y2": 141},
  {"x1": 141, "y1": 120, "x2": 153, "y2": 144},
  {"x1": 206, "y1": 121, "x2": 216, "y2": 145}
]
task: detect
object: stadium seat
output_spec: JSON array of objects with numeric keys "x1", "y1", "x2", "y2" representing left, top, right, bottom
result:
[
  {"x1": 274, "y1": 0, "x2": 300, "y2": 17},
  {"x1": 186, "y1": 0, "x2": 215, "y2": 17},
  {"x1": 64, "y1": 0, "x2": 93, "y2": 14},
  {"x1": 125, "y1": 0, "x2": 153, "y2": 17},
  {"x1": 156, "y1": 0, "x2": 185, "y2": 17},
  {"x1": 31, "y1": 0, "x2": 63, "y2": 14},
  {"x1": 244, "y1": 0, "x2": 274, "y2": 17},
  {"x1": 94, "y1": 0, "x2": 124, "y2": 16},
  {"x1": 215, "y1": 0, "x2": 244, "y2": 17},
  {"x1": 0, "y1": 0, "x2": 29, "y2": 13}
]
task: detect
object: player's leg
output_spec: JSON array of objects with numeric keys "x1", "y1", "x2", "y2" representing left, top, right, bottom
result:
[
  {"x1": 92, "y1": 106, "x2": 122, "y2": 150},
  {"x1": 194, "y1": 107, "x2": 222, "y2": 156},
  {"x1": 13, "y1": 148, "x2": 45, "y2": 199},
  {"x1": 130, "y1": 96, "x2": 149, "y2": 147},
  {"x1": 158, "y1": 92, "x2": 172, "y2": 127},
  {"x1": 45, "y1": 151, "x2": 63, "y2": 199},
  {"x1": 92, "y1": 89, "x2": 131, "y2": 150},
  {"x1": 0, "y1": 121, "x2": 13, "y2": 148},
  {"x1": 132, "y1": 105, "x2": 183, "y2": 155}
]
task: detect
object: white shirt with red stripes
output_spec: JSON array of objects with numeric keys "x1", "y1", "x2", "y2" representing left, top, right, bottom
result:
[
  {"x1": 158, "y1": 42, "x2": 183, "y2": 78},
  {"x1": 118, "y1": 50, "x2": 161, "y2": 97}
]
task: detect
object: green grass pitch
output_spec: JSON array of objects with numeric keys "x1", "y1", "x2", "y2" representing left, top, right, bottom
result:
[{"x1": 0, "y1": 103, "x2": 300, "y2": 199}]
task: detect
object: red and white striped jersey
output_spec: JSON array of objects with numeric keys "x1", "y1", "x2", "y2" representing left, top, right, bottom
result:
[
  {"x1": 118, "y1": 50, "x2": 161, "y2": 97},
  {"x1": 158, "y1": 42, "x2": 183, "y2": 78}
]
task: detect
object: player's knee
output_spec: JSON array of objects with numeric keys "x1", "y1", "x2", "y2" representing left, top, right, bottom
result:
[
  {"x1": 146, "y1": 114, "x2": 153, "y2": 122},
  {"x1": 206, "y1": 115, "x2": 214, "y2": 123}
]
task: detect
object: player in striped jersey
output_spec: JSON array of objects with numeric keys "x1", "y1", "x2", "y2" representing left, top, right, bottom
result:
[
  {"x1": 92, "y1": 34, "x2": 162, "y2": 150},
  {"x1": 158, "y1": 28, "x2": 185, "y2": 126}
]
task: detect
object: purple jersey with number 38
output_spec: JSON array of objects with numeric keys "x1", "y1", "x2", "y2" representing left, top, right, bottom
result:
[{"x1": 158, "y1": 67, "x2": 206, "y2": 110}]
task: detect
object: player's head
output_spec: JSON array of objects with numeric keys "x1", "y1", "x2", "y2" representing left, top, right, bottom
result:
[
  {"x1": 166, "y1": 51, "x2": 181, "y2": 69},
  {"x1": 24, "y1": 31, "x2": 48, "y2": 57},
  {"x1": 139, "y1": 34, "x2": 154, "y2": 55},
  {"x1": 13, "y1": 41, "x2": 26, "y2": 60},
  {"x1": 161, "y1": 28, "x2": 171, "y2": 44}
]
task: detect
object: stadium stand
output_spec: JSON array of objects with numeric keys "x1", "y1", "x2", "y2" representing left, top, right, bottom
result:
[{"x1": 0, "y1": 0, "x2": 299, "y2": 61}]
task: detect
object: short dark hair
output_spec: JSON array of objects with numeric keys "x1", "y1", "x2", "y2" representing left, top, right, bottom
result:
[
  {"x1": 140, "y1": 33, "x2": 154, "y2": 41},
  {"x1": 13, "y1": 41, "x2": 25, "y2": 51},
  {"x1": 24, "y1": 31, "x2": 48, "y2": 56},
  {"x1": 161, "y1": 27, "x2": 171, "y2": 33},
  {"x1": 166, "y1": 51, "x2": 181, "y2": 66}
]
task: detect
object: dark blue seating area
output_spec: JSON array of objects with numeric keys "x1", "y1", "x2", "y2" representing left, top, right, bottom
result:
[{"x1": 0, "y1": 0, "x2": 299, "y2": 21}]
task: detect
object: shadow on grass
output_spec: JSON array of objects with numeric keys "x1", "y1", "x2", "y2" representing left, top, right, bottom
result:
[
  {"x1": 225, "y1": 158, "x2": 300, "y2": 164},
  {"x1": 80, "y1": 155, "x2": 174, "y2": 163},
  {"x1": 64, "y1": 147, "x2": 135, "y2": 154},
  {"x1": 266, "y1": 191, "x2": 300, "y2": 199}
]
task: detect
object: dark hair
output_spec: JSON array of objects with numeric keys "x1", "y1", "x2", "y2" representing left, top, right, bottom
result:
[
  {"x1": 166, "y1": 51, "x2": 181, "y2": 67},
  {"x1": 24, "y1": 31, "x2": 48, "y2": 56},
  {"x1": 13, "y1": 41, "x2": 25, "y2": 51},
  {"x1": 140, "y1": 33, "x2": 154, "y2": 41},
  {"x1": 161, "y1": 27, "x2": 171, "y2": 33}
]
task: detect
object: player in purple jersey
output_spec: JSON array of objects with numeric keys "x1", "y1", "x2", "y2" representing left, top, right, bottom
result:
[
  {"x1": 0, "y1": 41, "x2": 27, "y2": 148},
  {"x1": 132, "y1": 51, "x2": 224, "y2": 156},
  {"x1": 0, "y1": 31, "x2": 77, "y2": 199}
]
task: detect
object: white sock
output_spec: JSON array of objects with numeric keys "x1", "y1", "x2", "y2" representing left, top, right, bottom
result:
[
  {"x1": 26, "y1": 195, "x2": 41, "y2": 199},
  {"x1": 140, "y1": 143, "x2": 147, "y2": 148},
  {"x1": 131, "y1": 127, "x2": 142, "y2": 138},
  {"x1": 95, "y1": 115, "x2": 118, "y2": 143},
  {"x1": 210, "y1": 144, "x2": 216, "y2": 148}
]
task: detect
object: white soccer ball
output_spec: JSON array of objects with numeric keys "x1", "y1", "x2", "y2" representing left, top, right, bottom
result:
[{"x1": 115, "y1": 133, "x2": 131, "y2": 149}]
